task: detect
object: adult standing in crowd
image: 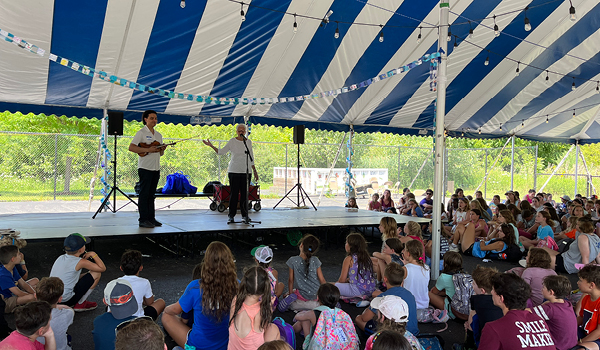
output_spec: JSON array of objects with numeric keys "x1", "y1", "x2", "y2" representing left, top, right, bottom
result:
[
  {"x1": 128, "y1": 110, "x2": 166, "y2": 228},
  {"x1": 203, "y1": 124, "x2": 259, "y2": 224}
]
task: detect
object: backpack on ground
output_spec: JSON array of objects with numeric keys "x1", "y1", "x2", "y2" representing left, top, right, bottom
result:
[
  {"x1": 304, "y1": 306, "x2": 359, "y2": 350},
  {"x1": 273, "y1": 317, "x2": 296, "y2": 349},
  {"x1": 450, "y1": 273, "x2": 474, "y2": 316},
  {"x1": 202, "y1": 181, "x2": 222, "y2": 194}
]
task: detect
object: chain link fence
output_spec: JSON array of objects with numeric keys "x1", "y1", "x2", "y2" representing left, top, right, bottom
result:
[{"x1": 1, "y1": 131, "x2": 593, "y2": 203}]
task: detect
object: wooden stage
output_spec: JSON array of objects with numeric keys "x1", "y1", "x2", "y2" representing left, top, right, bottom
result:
[{"x1": 1, "y1": 207, "x2": 430, "y2": 241}]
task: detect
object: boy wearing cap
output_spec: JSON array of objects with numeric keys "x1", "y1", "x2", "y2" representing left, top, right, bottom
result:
[
  {"x1": 0, "y1": 245, "x2": 38, "y2": 313},
  {"x1": 364, "y1": 295, "x2": 422, "y2": 350},
  {"x1": 252, "y1": 245, "x2": 284, "y2": 308},
  {"x1": 50, "y1": 233, "x2": 106, "y2": 312},
  {"x1": 119, "y1": 250, "x2": 165, "y2": 320},
  {"x1": 93, "y1": 278, "x2": 139, "y2": 350}
]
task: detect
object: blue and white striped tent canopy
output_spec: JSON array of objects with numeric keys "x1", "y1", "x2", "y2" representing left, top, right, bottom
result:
[{"x1": 1, "y1": 0, "x2": 599, "y2": 143}]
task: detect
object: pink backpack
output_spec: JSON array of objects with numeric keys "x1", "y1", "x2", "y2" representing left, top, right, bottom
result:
[{"x1": 304, "y1": 307, "x2": 359, "y2": 350}]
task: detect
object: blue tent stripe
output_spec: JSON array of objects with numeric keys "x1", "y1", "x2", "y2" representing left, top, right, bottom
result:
[
  {"x1": 457, "y1": 1, "x2": 593, "y2": 131},
  {"x1": 585, "y1": 121, "x2": 600, "y2": 139},
  {"x1": 198, "y1": 0, "x2": 292, "y2": 116},
  {"x1": 318, "y1": 0, "x2": 438, "y2": 123},
  {"x1": 44, "y1": 0, "x2": 108, "y2": 107},
  {"x1": 266, "y1": 0, "x2": 366, "y2": 120},
  {"x1": 126, "y1": 0, "x2": 206, "y2": 112}
]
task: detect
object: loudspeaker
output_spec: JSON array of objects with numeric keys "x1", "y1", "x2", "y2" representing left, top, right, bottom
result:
[
  {"x1": 293, "y1": 125, "x2": 305, "y2": 144},
  {"x1": 108, "y1": 111, "x2": 124, "y2": 136}
]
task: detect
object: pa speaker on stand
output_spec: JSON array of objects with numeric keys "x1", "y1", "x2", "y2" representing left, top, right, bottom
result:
[
  {"x1": 108, "y1": 111, "x2": 124, "y2": 136},
  {"x1": 293, "y1": 125, "x2": 305, "y2": 144}
]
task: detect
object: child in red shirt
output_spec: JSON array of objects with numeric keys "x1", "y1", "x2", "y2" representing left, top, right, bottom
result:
[{"x1": 576, "y1": 264, "x2": 600, "y2": 349}]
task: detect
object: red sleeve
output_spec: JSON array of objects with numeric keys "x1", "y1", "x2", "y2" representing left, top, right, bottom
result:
[{"x1": 478, "y1": 323, "x2": 500, "y2": 350}]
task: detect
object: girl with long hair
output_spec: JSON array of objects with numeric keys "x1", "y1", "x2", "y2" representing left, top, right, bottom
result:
[
  {"x1": 379, "y1": 189, "x2": 395, "y2": 212},
  {"x1": 228, "y1": 267, "x2": 279, "y2": 349},
  {"x1": 162, "y1": 241, "x2": 238, "y2": 350},
  {"x1": 279, "y1": 234, "x2": 326, "y2": 312},
  {"x1": 429, "y1": 251, "x2": 467, "y2": 320},
  {"x1": 449, "y1": 209, "x2": 488, "y2": 252},
  {"x1": 401, "y1": 240, "x2": 430, "y2": 311},
  {"x1": 519, "y1": 211, "x2": 555, "y2": 249},
  {"x1": 336, "y1": 233, "x2": 376, "y2": 301}
]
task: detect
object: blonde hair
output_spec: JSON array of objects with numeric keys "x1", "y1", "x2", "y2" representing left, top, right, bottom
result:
[
  {"x1": 379, "y1": 217, "x2": 398, "y2": 240},
  {"x1": 404, "y1": 221, "x2": 422, "y2": 240}
]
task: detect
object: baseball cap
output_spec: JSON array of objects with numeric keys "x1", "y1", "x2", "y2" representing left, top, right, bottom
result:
[
  {"x1": 251, "y1": 245, "x2": 273, "y2": 264},
  {"x1": 64, "y1": 233, "x2": 91, "y2": 252},
  {"x1": 561, "y1": 195, "x2": 571, "y2": 201},
  {"x1": 505, "y1": 190, "x2": 514, "y2": 195},
  {"x1": 370, "y1": 295, "x2": 409, "y2": 323},
  {"x1": 104, "y1": 278, "x2": 138, "y2": 320}
]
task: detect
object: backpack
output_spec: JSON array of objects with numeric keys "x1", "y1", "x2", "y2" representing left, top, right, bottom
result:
[
  {"x1": 450, "y1": 273, "x2": 474, "y2": 316},
  {"x1": 273, "y1": 317, "x2": 296, "y2": 349},
  {"x1": 202, "y1": 181, "x2": 222, "y2": 195},
  {"x1": 304, "y1": 306, "x2": 359, "y2": 350}
]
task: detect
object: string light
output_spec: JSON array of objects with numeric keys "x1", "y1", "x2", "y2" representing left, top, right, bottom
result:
[
  {"x1": 572, "y1": 77, "x2": 576, "y2": 91},
  {"x1": 521, "y1": 120, "x2": 524, "y2": 127},
  {"x1": 546, "y1": 115, "x2": 549, "y2": 123},
  {"x1": 379, "y1": 25, "x2": 384, "y2": 43},
  {"x1": 573, "y1": 109, "x2": 576, "y2": 118},
  {"x1": 240, "y1": 3, "x2": 245, "y2": 22},
  {"x1": 180, "y1": 0, "x2": 185, "y2": 8},
  {"x1": 334, "y1": 22, "x2": 339, "y2": 39},
  {"x1": 524, "y1": 7, "x2": 532, "y2": 32},
  {"x1": 493, "y1": 15, "x2": 500, "y2": 37},
  {"x1": 417, "y1": 26, "x2": 422, "y2": 44},
  {"x1": 447, "y1": 25, "x2": 452, "y2": 42},
  {"x1": 293, "y1": 13, "x2": 297, "y2": 33},
  {"x1": 515, "y1": 62, "x2": 520, "y2": 77},
  {"x1": 478, "y1": 128, "x2": 481, "y2": 135},
  {"x1": 499, "y1": 123, "x2": 502, "y2": 131},
  {"x1": 468, "y1": 21, "x2": 474, "y2": 40},
  {"x1": 545, "y1": 70, "x2": 550, "y2": 85},
  {"x1": 322, "y1": 10, "x2": 333, "y2": 24},
  {"x1": 454, "y1": 36, "x2": 458, "y2": 47},
  {"x1": 484, "y1": 50, "x2": 490, "y2": 66},
  {"x1": 569, "y1": 1, "x2": 577, "y2": 21},
  {"x1": 596, "y1": 81, "x2": 599, "y2": 94}
]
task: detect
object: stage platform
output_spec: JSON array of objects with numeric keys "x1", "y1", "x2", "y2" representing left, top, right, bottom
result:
[{"x1": 1, "y1": 207, "x2": 430, "y2": 241}]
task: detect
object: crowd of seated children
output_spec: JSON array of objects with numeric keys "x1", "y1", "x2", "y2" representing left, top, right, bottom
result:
[
  {"x1": 444, "y1": 198, "x2": 470, "y2": 238},
  {"x1": 544, "y1": 216, "x2": 600, "y2": 274},
  {"x1": 449, "y1": 209, "x2": 488, "y2": 252},
  {"x1": 0, "y1": 301, "x2": 55, "y2": 350}
]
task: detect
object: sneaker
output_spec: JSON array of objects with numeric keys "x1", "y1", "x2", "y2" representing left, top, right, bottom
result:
[
  {"x1": 356, "y1": 300, "x2": 370, "y2": 307},
  {"x1": 139, "y1": 221, "x2": 155, "y2": 228},
  {"x1": 519, "y1": 259, "x2": 527, "y2": 268},
  {"x1": 449, "y1": 243, "x2": 459, "y2": 252},
  {"x1": 242, "y1": 217, "x2": 251, "y2": 224},
  {"x1": 151, "y1": 219, "x2": 162, "y2": 227},
  {"x1": 73, "y1": 300, "x2": 97, "y2": 312},
  {"x1": 227, "y1": 217, "x2": 235, "y2": 224},
  {"x1": 277, "y1": 293, "x2": 298, "y2": 312}
]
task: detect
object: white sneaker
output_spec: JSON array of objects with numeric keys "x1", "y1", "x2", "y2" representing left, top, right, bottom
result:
[{"x1": 449, "y1": 243, "x2": 460, "y2": 252}]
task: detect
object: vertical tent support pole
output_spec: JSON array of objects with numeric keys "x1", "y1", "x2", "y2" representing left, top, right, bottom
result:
[
  {"x1": 539, "y1": 145, "x2": 575, "y2": 192},
  {"x1": 510, "y1": 136, "x2": 515, "y2": 190},
  {"x1": 575, "y1": 141, "x2": 579, "y2": 198},
  {"x1": 432, "y1": 0, "x2": 449, "y2": 280},
  {"x1": 534, "y1": 145, "x2": 538, "y2": 191}
]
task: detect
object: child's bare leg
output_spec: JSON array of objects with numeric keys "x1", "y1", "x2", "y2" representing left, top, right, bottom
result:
[
  {"x1": 275, "y1": 282, "x2": 284, "y2": 298},
  {"x1": 460, "y1": 224, "x2": 477, "y2": 252}
]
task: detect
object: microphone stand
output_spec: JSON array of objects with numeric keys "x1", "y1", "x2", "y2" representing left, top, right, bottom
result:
[{"x1": 240, "y1": 134, "x2": 260, "y2": 226}]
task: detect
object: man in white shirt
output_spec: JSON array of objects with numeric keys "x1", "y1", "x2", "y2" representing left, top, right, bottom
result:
[
  {"x1": 128, "y1": 110, "x2": 166, "y2": 228},
  {"x1": 203, "y1": 124, "x2": 259, "y2": 224}
]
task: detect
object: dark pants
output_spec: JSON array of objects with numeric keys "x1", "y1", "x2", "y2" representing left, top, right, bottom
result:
[
  {"x1": 138, "y1": 168, "x2": 160, "y2": 223},
  {"x1": 228, "y1": 172, "x2": 251, "y2": 218}
]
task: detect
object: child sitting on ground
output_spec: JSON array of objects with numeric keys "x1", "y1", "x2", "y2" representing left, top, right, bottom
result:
[
  {"x1": 402, "y1": 240, "x2": 430, "y2": 316},
  {"x1": 372, "y1": 238, "x2": 403, "y2": 287},
  {"x1": 0, "y1": 301, "x2": 55, "y2": 350},
  {"x1": 252, "y1": 245, "x2": 284, "y2": 310},
  {"x1": 368, "y1": 193, "x2": 382, "y2": 211},
  {"x1": 368, "y1": 330, "x2": 412, "y2": 350},
  {"x1": 520, "y1": 248, "x2": 557, "y2": 307},
  {"x1": 50, "y1": 233, "x2": 106, "y2": 311},
  {"x1": 575, "y1": 264, "x2": 600, "y2": 349},
  {"x1": 119, "y1": 250, "x2": 165, "y2": 320},
  {"x1": 228, "y1": 266, "x2": 280, "y2": 349},
  {"x1": 530, "y1": 275, "x2": 578, "y2": 350},
  {"x1": 364, "y1": 295, "x2": 424, "y2": 350},
  {"x1": 520, "y1": 211, "x2": 556, "y2": 249},
  {"x1": 429, "y1": 251, "x2": 467, "y2": 320},
  {"x1": 335, "y1": 233, "x2": 376, "y2": 306},
  {"x1": 356, "y1": 263, "x2": 419, "y2": 336},
  {"x1": 0, "y1": 245, "x2": 38, "y2": 313},
  {"x1": 35, "y1": 277, "x2": 74, "y2": 350},
  {"x1": 279, "y1": 234, "x2": 326, "y2": 312}
]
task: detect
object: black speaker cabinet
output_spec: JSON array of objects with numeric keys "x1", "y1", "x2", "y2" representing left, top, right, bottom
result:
[
  {"x1": 108, "y1": 111, "x2": 124, "y2": 136},
  {"x1": 293, "y1": 125, "x2": 305, "y2": 144}
]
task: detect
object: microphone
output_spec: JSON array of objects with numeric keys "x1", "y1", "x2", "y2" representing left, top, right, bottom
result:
[{"x1": 241, "y1": 134, "x2": 247, "y2": 140}]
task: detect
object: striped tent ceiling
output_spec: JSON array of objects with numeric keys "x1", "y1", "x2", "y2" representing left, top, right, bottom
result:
[{"x1": 1, "y1": 0, "x2": 599, "y2": 143}]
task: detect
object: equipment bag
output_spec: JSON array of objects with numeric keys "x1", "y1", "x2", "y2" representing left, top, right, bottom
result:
[
  {"x1": 162, "y1": 171, "x2": 197, "y2": 194},
  {"x1": 202, "y1": 181, "x2": 222, "y2": 195}
]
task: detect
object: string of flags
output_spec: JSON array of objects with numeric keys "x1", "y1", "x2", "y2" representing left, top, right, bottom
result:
[
  {"x1": 0, "y1": 27, "x2": 441, "y2": 106},
  {"x1": 345, "y1": 130, "x2": 355, "y2": 198},
  {"x1": 99, "y1": 115, "x2": 112, "y2": 207}
]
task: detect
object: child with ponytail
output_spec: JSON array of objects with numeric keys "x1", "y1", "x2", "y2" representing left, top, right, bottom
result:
[
  {"x1": 228, "y1": 266, "x2": 280, "y2": 349},
  {"x1": 336, "y1": 233, "x2": 377, "y2": 305},
  {"x1": 279, "y1": 235, "x2": 326, "y2": 312},
  {"x1": 401, "y1": 240, "x2": 430, "y2": 312}
]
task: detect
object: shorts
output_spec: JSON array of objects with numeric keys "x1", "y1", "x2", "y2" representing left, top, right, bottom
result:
[
  {"x1": 578, "y1": 326, "x2": 600, "y2": 347},
  {"x1": 555, "y1": 254, "x2": 568, "y2": 274},
  {"x1": 463, "y1": 243, "x2": 474, "y2": 257},
  {"x1": 364, "y1": 319, "x2": 377, "y2": 335},
  {"x1": 144, "y1": 305, "x2": 158, "y2": 320},
  {"x1": 3, "y1": 296, "x2": 17, "y2": 313},
  {"x1": 63, "y1": 273, "x2": 94, "y2": 307}
]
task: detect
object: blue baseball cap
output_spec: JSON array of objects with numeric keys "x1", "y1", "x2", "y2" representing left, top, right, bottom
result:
[{"x1": 64, "y1": 233, "x2": 90, "y2": 252}]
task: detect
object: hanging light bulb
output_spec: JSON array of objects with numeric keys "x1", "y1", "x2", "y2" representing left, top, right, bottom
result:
[
  {"x1": 478, "y1": 128, "x2": 482, "y2": 135},
  {"x1": 545, "y1": 70, "x2": 550, "y2": 85},
  {"x1": 524, "y1": 8, "x2": 532, "y2": 31},
  {"x1": 417, "y1": 26, "x2": 422, "y2": 44},
  {"x1": 379, "y1": 25, "x2": 384, "y2": 43},
  {"x1": 468, "y1": 21, "x2": 474, "y2": 39},
  {"x1": 484, "y1": 50, "x2": 490, "y2": 66},
  {"x1": 499, "y1": 123, "x2": 503, "y2": 131},
  {"x1": 596, "y1": 81, "x2": 600, "y2": 94},
  {"x1": 447, "y1": 25, "x2": 452, "y2": 42},
  {"x1": 546, "y1": 115, "x2": 549, "y2": 123},
  {"x1": 521, "y1": 120, "x2": 525, "y2": 127},
  {"x1": 180, "y1": 0, "x2": 185, "y2": 8},
  {"x1": 493, "y1": 15, "x2": 500, "y2": 37},
  {"x1": 572, "y1": 77, "x2": 576, "y2": 91},
  {"x1": 515, "y1": 62, "x2": 520, "y2": 77},
  {"x1": 334, "y1": 22, "x2": 340, "y2": 39},
  {"x1": 569, "y1": 1, "x2": 577, "y2": 21},
  {"x1": 240, "y1": 3, "x2": 245, "y2": 22},
  {"x1": 293, "y1": 14, "x2": 298, "y2": 34},
  {"x1": 573, "y1": 110, "x2": 576, "y2": 118},
  {"x1": 454, "y1": 36, "x2": 458, "y2": 47}
]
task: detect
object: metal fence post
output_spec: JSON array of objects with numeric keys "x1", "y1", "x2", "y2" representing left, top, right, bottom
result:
[
  {"x1": 534, "y1": 144, "x2": 538, "y2": 191},
  {"x1": 397, "y1": 146, "x2": 401, "y2": 182},
  {"x1": 285, "y1": 144, "x2": 288, "y2": 194},
  {"x1": 510, "y1": 136, "x2": 515, "y2": 191},
  {"x1": 484, "y1": 149, "x2": 488, "y2": 199},
  {"x1": 217, "y1": 141, "x2": 222, "y2": 183},
  {"x1": 53, "y1": 134, "x2": 58, "y2": 200}
]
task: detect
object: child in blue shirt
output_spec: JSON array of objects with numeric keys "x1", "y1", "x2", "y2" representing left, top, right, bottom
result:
[{"x1": 0, "y1": 245, "x2": 37, "y2": 313}]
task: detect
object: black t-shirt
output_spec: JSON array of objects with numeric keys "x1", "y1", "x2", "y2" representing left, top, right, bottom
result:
[{"x1": 470, "y1": 294, "x2": 503, "y2": 342}]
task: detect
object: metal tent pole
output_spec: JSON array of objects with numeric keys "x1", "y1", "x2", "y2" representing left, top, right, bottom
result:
[
  {"x1": 431, "y1": 0, "x2": 449, "y2": 280},
  {"x1": 575, "y1": 142, "x2": 579, "y2": 198},
  {"x1": 510, "y1": 136, "x2": 515, "y2": 190}
]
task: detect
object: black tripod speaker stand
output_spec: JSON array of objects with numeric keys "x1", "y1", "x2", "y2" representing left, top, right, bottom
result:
[
  {"x1": 92, "y1": 113, "x2": 137, "y2": 218},
  {"x1": 273, "y1": 141, "x2": 317, "y2": 211}
]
